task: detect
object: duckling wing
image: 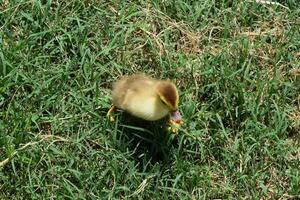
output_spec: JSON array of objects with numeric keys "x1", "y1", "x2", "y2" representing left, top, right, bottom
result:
[{"x1": 112, "y1": 74, "x2": 155, "y2": 109}]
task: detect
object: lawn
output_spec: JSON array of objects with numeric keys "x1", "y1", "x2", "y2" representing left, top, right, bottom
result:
[{"x1": 1, "y1": 0, "x2": 300, "y2": 199}]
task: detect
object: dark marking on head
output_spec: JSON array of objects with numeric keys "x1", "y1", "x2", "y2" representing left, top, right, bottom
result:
[{"x1": 157, "y1": 81, "x2": 179, "y2": 109}]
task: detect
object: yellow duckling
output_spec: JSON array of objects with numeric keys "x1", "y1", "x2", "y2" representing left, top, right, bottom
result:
[{"x1": 108, "y1": 74, "x2": 182, "y2": 126}]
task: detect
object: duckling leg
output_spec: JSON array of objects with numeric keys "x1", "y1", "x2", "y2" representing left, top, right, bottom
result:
[{"x1": 107, "y1": 105, "x2": 117, "y2": 122}]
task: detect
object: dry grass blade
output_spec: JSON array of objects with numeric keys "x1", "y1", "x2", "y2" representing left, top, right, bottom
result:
[
  {"x1": 0, "y1": 135, "x2": 69, "y2": 168},
  {"x1": 246, "y1": 0, "x2": 289, "y2": 10}
]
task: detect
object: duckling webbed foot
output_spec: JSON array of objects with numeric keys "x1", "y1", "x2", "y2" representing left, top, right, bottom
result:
[
  {"x1": 167, "y1": 119, "x2": 183, "y2": 133},
  {"x1": 107, "y1": 106, "x2": 125, "y2": 122},
  {"x1": 107, "y1": 105, "x2": 117, "y2": 122},
  {"x1": 167, "y1": 110, "x2": 183, "y2": 133}
]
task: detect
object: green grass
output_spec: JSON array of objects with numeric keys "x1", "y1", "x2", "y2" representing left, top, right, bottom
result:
[{"x1": 1, "y1": 0, "x2": 300, "y2": 199}]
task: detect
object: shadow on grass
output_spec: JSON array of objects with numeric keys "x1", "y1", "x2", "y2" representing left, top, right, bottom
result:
[{"x1": 109, "y1": 112, "x2": 176, "y2": 170}]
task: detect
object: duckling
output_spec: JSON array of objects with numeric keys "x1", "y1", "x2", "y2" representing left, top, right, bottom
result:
[{"x1": 108, "y1": 74, "x2": 182, "y2": 127}]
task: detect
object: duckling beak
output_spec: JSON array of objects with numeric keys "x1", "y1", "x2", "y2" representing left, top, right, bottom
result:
[{"x1": 170, "y1": 110, "x2": 182, "y2": 123}]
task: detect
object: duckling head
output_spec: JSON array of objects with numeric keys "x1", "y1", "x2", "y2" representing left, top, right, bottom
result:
[
  {"x1": 156, "y1": 81, "x2": 182, "y2": 123},
  {"x1": 156, "y1": 81, "x2": 179, "y2": 111}
]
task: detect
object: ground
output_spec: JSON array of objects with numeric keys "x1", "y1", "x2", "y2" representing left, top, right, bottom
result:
[{"x1": 1, "y1": 0, "x2": 300, "y2": 199}]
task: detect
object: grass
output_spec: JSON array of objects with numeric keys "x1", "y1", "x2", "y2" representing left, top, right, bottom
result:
[{"x1": 1, "y1": 0, "x2": 300, "y2": 199}]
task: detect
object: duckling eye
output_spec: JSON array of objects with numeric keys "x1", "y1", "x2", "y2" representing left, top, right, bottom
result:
[{"x1": 161, "y1": 100, "x2": 167, "y2": 106}]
